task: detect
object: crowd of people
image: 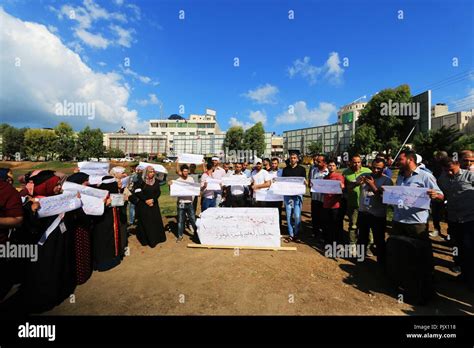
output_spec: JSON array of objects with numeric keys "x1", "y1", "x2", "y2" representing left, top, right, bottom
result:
[{"x1": 0, "y1": 148, "x2": 473, "y2": 313}]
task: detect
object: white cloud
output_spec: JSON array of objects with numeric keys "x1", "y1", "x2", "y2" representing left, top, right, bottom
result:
[
  {"x1": 121, "y1": 66, "x2": 158, "y2": 85},
  {"x1": 109, "y1": 24, "x2": 134, "y2": 47},
  {"x1": 75, "y1": 28, "x2": 109, "y2": 48},
  {"x1": 114, "y1": 0, "x2": 124, "y2": 5},
  {"x1": 288, "y1": 52, "x2": 345, "y2": 85},
  {"x1": 229, "y1": 117, "x2": 253, "y2": 130},
  {"x1": 249, "y1": 110, "x2": 267, "y2": 124},
  {"x1": 288, "y1": 56, "x2": 321, "y2": 85},
  {"x1": 52, "y1": 0, "x2": 133, "y2": 49},
  {"x1": 98, "y1": 61, "x2": 107, "y2": 66},
  {"x1": 242, "y1": 84, "x2": 279, "y2": 104},
  {"x1": 47, "y1": 25, "x2": 58, "y2": 33},
  {"x1": 0, "y1": 8, "x2": 146, "y2": 132},
  {"x1": 451, "y1": 88, "x2": 474, "y2": 110},
  {"x1": 127, "y1": 4, "x2": 141, "y2": 20},
  {"x1": 136, "y1": 94, "x2": 160, "y2": 106},
  {"x1": 275, "y1": 101, "x2": 336, "y2": 126}
]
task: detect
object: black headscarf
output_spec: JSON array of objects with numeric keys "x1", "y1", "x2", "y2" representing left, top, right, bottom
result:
[
  {"x1": 66, "y1": 172, "x2": 90, "y2": 185},
  {"x1": 98, "y1": 175, "x2": 119, "y2": 194}
]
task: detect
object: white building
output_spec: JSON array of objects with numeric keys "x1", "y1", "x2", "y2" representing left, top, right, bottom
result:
[
  {"x1": 337, "y1": 101, "x2": 367, "y2": 126},
  {"x1": 431, "y1": 109, "x2": 474, "y2": 134},
  {"x1": 172, "y1": 134, "x2": 226, "y2": 157},
  {"x1": 149, "y1": 108, "x2": 223, "y2": 155},
  {"x1": 103, "y1": 131, "x2": 167, "y2": 157}
]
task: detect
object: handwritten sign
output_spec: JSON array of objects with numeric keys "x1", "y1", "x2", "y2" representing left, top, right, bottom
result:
[
  {"x1": 78, "y1": 161, "x2": 110, "y2": 171},
  {"x1": 197, "y1": 208, "x2": 281, "y2": 247},
  {"x1": 382, "y1": 186, "x2": 430, "y2": 209},
  {"x1": 204, "y1": 178, "x2": 222, "y2": 191},
  {"x1": 178, "y1": 153, "x2": 204, "y2": 164},
  {"x1": 311, "y1": 179, "x2": 342, "y2": 194},
  {"x1": 37, "y1": 192, "x2": 82, "y2": 218},
  {"x1": 170, "y1": 180, "x2": 201, "y2": 197},
  {"x1": 221, "y1": 176, "x2": 251, "y2": 186},
  {"x1": 255, "y1": 188, "x2": 283, "y2": 202},
  {"x1": 62, "y1": 181, "x2": 109, "y2": 200},
  {"x1": 80, "y1": 194, "x2": 105, "y2": 216},
  {"x1": 269, "y1": 176, "x2": 306, "y2": 196},
  {"x1": 138, "y1": 162, "x2": 168, "y2": 174},
  {"x1": 110, "y1": 194, "x2": 125, "y2": 207}
]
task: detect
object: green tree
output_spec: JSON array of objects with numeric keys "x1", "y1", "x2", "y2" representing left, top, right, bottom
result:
[
  {"x1": 223, "y1": 126, "x2": 244, "y2": 151},
  {"x1": 412, "y1": 126, "x2": 463, "y2": 163},
  {"x1": 356, "y1": 84, "x2": 415, "y2": 154},
  {"x1": 452, "y1": 134, "x2": 474, "y2": 155},
  {"x1": 106, "y1": 148, "x2": 125, "y2": 158},
  {"x1": 24, "y1": 128, "x2": 57, "y2": 160},
  {"x1": 54, "y1": 122, "x2": 76, "y2": 161},
  {"x1": 242, "y1": 122, "x2": 265, "y2": 156},
  {"x1": 307, "y1": 141, "x2": 322, "y2": 155},
  {"x1": 0, "y1": 124, "x2": 28, "y2": 158},
  {"x1": 76, "y1": 126, "x2": 105, "y2": 159},
  {"x1": 349, "y1": 124, "x2": 380, "y2": 155}
]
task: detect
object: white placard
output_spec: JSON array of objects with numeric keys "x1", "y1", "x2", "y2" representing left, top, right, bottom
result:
[
  {"x1": 382, "y1": 186, "x2": 430, "y2": 209},
  {"x1": 78, "y1": 161, "x2": 110, "y2": 171},
  {"x1": 255, "y1": 189, "x2": 283, "y2": 202},
  {"x1": 311, "y1": 179, "x2": 342, "y2": 194},
  {"x1": 197, "y1": 208, "x2": 281, "y2": 247},
  {"x1": 178, "y1": 153, "x2": 204, "y2": 164},
  {"x1": 138, "y1": 161, "x2": 168, "y2": 174},
  {"x1": 37, "y1": 192, "x2": 82, "y2": 218},
  {"x1": 221, "y1": 176, "x2": 251, "y2": 186},
  {"x1": 170, "y1": 180, "x2": 201, "y2": 197},
  {"x1": 110, "y1": 193, "x2": 125, "y2": 207},
  {"x1": 269, "y1": 176, "x2": 306, "y2": 196},
  {"x1": 80, "y1": 194, "x2": 105, "y2": 216},
  {"x1": 62, "y1": 181, "x2": 109, "y2": 200},
  {"x1": 88, "y1": 175, "x2": 105, "y2": 186},
  {"x1": 204, "y1": 178, "x2": 222, "y2": 191}
]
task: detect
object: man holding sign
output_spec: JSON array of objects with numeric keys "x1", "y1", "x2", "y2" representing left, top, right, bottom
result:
[
  {"x1": 308, "y1": 154, "x2": 329, "y2": 242},
  {"x1": 282, "y1": 152, "x2": 307, "y2": 243},
  {"x1": 390, "y1": 150, "x2": 444, "y2": 240}
]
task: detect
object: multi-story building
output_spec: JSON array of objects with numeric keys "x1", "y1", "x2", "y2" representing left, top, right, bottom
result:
[
  {"x1": 283, "y1": 123, "x2": 354, "y2": 156},
  {"x1": 103, "y1": 131, "x2": 167, "y2": 157},
  {"x1": 173, "y1": 134, "x2": 226, "y2": 157},
  {"x1": 337, "y1": 101, "x2": 367, "y2": 127},
  {"x1": 431, "y1": 103, "x2": 450, "y2": 118},
  {"x1": 431, "y1": 109, "x2": 473, "y2": 134},
  {"x1": 149, "y1": 108, "x2": 223, "y2": 155},
  {"x1": 262, "y1": 132, "x2": 284, "y2": 158}
]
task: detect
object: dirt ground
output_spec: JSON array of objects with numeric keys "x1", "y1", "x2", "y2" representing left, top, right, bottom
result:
[{"x1": 44, "y1": 198, "x2": 474, "y2": 316}]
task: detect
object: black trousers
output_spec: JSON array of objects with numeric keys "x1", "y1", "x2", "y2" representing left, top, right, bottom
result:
[
  {"x1": 323, "y1": 208, "x2": 343, "y2": 245},
  {"x1": 311, "y1": 200, "x2": 324, "y2": 237},
  {"x1": 357, "y1": 212, "x2": 387, "y2": 263},
  {"x1": 231, "y1": 194, "x2": 246, "y2": 207}
]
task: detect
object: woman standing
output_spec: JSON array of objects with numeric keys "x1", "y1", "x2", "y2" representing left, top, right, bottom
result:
[
  {"x1": 129, "y1": 166, "x2": 166, "y2": 247},
  {"x1": 92, "y1": 176, "x2": 128, "y2": 272}
]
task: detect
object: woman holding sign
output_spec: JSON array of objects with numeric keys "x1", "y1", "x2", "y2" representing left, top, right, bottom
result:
[{"x1": 129, "y1": 166, "x2": 166, "y2": 247}]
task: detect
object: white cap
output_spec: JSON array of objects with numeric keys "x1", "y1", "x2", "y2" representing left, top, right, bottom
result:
[
  {"x1": 211, "y1": 156, "x2": 219, "y2": 161},
  {"x1": 254, "y1": 157, "x2": 263, "y2": 164}
]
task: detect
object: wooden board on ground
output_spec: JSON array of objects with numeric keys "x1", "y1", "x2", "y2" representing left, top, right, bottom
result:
[{"x1": 187, "y1": 244, "x2": 297, "y2": 251}]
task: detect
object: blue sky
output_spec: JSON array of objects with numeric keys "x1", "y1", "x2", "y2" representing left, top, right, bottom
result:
[{"x1": 0, "y1": 0, "x2": 472, "y2": 134}]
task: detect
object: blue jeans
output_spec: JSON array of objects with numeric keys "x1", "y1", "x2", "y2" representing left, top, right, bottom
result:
[
  {"x1": 177, "y1": 202, "x2": 198, "y2": 237},
  {"x1": 201, "y1": 197, "x2": 216, "y2": 213},
  {"x1": 128, "y1": 202, "x2": 135, "y2": 225},
  {"x1": 284, "y1": 195, "x2": 302, "y2": 238}
]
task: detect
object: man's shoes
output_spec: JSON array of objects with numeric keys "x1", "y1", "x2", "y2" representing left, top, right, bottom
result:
[
  {"x1": 450, "y1": 265, "x2": 462, "y2": 274},
  {"x1": 176, "y1": 236, "x2": 184, "y2": 243},
  {"x1": 429, "y1": 230, "x2": 440, "y2": 238}
]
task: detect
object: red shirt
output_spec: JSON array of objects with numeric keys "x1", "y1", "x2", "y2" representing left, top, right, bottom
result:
[
  {"x1": 0, "y1": 181, "x2": 23, "y2": 244},
  {"x1": 323, "y1": 172, "x2": 345, "y2": 209}
]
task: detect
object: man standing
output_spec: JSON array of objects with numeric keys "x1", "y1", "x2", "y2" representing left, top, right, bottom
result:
[
  {"x1": 229, "y1": 163, "x2": 248, "y2": 207},
  {"x1": 171, "y1": 164, "x2": 198, "y2": 242},
  {"x1": 211, "y1": 157, "x2": 226, "y2": 207},
  {"x1": 201, "y1": 163, "x2": 217, "y2": 213},
  {"x1": 322, "y1": 159, "x2": 345, "y2": 251},
  {"x1": 391, "y1": 150, "x2": 444, "y2": 240},
  {"x1": 357, "y1": 158, "x2": 393, "y2": 263},
  {"x1": 251, "y1": 158, "x2": 272, "y2": 207},
  {"x1": 438, "y1": 158, "x2": 474, "y2": 291},
  {"x1": 242, "y1": 161, "x2": 252, "y2": 178},
  {"x1": 430, "y1": 151, "x2": 448, "y2": 238},
  {"x1": 460, "y1": 150, "x2": 474, "y2": 172},
  {"x1": 309, "y1": 154, "x2": 329, "y2": 242},
  {"x1": 267, "y1": 158, "x2": 283, "y2": 224},
  {"x1": 342, "y1": 154, "x2": 372, "y2": 255},
  {"x1": 282, "y1": 153, "x2": 307, "y2": 243}
]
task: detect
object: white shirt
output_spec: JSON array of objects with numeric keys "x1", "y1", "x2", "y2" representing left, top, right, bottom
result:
[
  {"x1": 176, "y1": 176, "x2": 195, "y2": 204},
  {"x1": 251, "y1": 169, "x2": 271, "y2": 199},
  {"x1": 230, "y1": 172, "x2": 246, "y2": 195}
]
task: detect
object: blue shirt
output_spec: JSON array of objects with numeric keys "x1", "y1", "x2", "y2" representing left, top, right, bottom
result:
[
  {"x1": 243, "y1": 169, "x2": 251, "y2": 178},
  {"x1": 393, "y1": 166, "x2": 442, "y2": 224},
  {"x1": 383, "y1": 167, "x2": 393, "y2": 179}
]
